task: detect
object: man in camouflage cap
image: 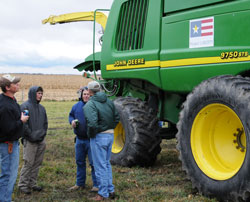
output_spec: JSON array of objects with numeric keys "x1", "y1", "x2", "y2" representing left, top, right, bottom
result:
[
  {"x1": 84, "y1": 81, "x2": 119, "y2": 201},
  {"x1": 0, "y1": 74, "x2": 29, "y2": 202}
]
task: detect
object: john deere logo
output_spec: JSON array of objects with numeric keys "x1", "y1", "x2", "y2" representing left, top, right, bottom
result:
[{"x1": 114, "y1": 58, "x2": 145, "y2": 67}]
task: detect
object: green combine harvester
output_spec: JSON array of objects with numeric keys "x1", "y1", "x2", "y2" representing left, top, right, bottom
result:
[{"x1": 43, "y1": 0, "x2": 250, "y2": 201}]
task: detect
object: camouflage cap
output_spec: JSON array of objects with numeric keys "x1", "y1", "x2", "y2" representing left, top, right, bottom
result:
[
  {"x1": 0, "y1": 74, "x2": 21, "y2": 87},
  {"x1": 87, "y1": 81, "x2": 100, "y2": 92}
]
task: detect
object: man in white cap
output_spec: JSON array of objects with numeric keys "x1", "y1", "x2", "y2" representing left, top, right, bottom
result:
[
  {"x1": 0, "y1": 74, "x2": 29, "y2": 202},
  {"x1": 84, "y1": 81, "x2": 119, "y2": 201}
]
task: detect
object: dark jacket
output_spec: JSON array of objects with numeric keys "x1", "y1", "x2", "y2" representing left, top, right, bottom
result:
[
  {"x1": 0, "y1": 93, "x2": 23, "y2": 142},
  {"x1": 83, "y1": 92, "x2": 119, "y2": 138},
  {"x1": 21, "y1": 86, "x2": 48, "y2": 143},
  {"x1": 68, "y1": 101, "x2": 88, "y2": 139}
]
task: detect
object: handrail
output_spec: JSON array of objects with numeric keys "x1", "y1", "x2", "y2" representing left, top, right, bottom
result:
[{"x1": 92, "y1": 9, "x2": 110, "y2": 79}]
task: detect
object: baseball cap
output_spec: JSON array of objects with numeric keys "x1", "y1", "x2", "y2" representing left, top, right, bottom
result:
[
  {"x1": 87, "y1": 81, "x2": 101, "y2": 92},
  {"x1": 0, "y1": 74, "x2": 21, "y2": 87}
]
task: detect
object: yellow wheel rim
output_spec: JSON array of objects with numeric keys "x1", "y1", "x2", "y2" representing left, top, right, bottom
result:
[
  {"x1": 112, "y1": 122, "x2": 126, "y2": 153},
  {"x1": 191, "y1": 103, "x2": 246, "y2": 180}
]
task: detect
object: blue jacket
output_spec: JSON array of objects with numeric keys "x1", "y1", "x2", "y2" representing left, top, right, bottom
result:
[{"x1": 69, "y1": 101, "x2": 88, "y2": 139}]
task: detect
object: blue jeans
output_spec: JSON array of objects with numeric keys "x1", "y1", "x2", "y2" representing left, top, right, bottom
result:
[
  {"x1": 75, "y1": 137, "x2": 97, "y2": 187},
  {"x1": 0, "y1": 141, "x2": 19, "y2": 202},
  {"x1": 90, "y1": 133, "x2": 114, "y2": 198}
]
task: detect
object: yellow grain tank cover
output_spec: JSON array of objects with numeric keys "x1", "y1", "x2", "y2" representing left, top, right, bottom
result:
[{"x1": 42, "y1": 11, "x2": 107, "y2": 30}]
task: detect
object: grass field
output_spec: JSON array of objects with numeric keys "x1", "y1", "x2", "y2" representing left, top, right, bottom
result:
[{"x1": 12, "y1": 101, "x2": 218, "y2": 202}]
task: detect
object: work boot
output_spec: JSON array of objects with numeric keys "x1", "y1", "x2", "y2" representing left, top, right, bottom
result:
[
  {"x1": 109, "y1": 192, "x2": 116, "y2": 199},
  {"x1": 91, "y1": 194, "x2": 107, "y2": 201},
  {"x1": 68, "y1": 185, "x2": 85, "y2": 191},
  {"x1": 19, "y1": 187, "x2": 31, "y2": 195},
  {"x1": 90, "y1": 186, "x2": 99, "y2": 192},
  {"x1": 32, "y1": 185, "x2": 43, "y2": 192}
]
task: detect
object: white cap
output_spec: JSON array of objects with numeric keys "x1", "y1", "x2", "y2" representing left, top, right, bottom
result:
[
  {"x1": 0, "y1": 74, "x2": 21, "y2": 87},
  {"x1": 87, "y1": 81, "x2": 101, "y2": 92}
]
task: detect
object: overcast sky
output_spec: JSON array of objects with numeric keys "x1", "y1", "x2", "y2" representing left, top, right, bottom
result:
[{"x1": 0, "y1": 0, "x2": 113, "y2": 75}]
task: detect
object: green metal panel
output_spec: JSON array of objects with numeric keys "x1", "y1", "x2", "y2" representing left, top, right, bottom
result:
[
  {"x1": 138, "y1": 0, "x2": 148, "y2": 48},
  {"x1": 131, "y1": 1, "x2": 138, "y2": 49},
  {"x1": 116, "y1": 0, "x2": 149, "y2": 51},
  {"x1": 116, "y1": 4, "x2": 125, "y2": 50},
  {"x1": 74, "y1": 52, "x2": 101, "y2": 72},
  {"x1": 164, "y1": 0, "x2": 228, "y2": 14},
  {"x1": 160, "y1": 63, "x2": 250, "y2": 93},
  {"x1": 103, "y1": 0, "x2": 250, "y2": 92},
  {"x1": 161, "y1": 93, "x2": 182, "y2": 123},
  {"x1": 104, "y1": 67, "x2": 162, "y2": 87},
  {"x1": 163, "y1": 0, "x2": 250, "y2": 24},
  {"x1": 101, "y1": 0, "x2": 162, "y2": 86},
  {"x1": 122, "y1": 3, "x2": 130, "y2": 50},
  {"x1": 160, "y1": 1, "x2": 250, "y2": 92},
  {"x1": 134, "y1": 0, "x2": 143, "y2": 49}
]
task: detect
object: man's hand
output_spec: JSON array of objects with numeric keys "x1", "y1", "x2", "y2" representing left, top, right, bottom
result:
[
  {"x1": 21, "y1": 112, "x2": 29, "y2": 123},
  {"x1": 71, "y1": 120, "x2": 76, "y2": 128}
]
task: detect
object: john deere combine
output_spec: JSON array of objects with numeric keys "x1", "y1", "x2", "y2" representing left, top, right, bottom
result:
[{"x1": 43, "y1": 0, "x2": 250, "y2": 201}]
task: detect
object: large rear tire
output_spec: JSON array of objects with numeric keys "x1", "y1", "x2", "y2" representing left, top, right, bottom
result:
[
  {"x1": 177, "y1": 75, "x2": 250, "y2": 201},
  {"x1": 111, "y1": 97, "x2": 161, "y2": 167}
]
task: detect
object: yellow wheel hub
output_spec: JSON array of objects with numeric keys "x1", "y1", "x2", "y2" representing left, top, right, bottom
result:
[
  {"x1": 191, "y1": 103, "x2": 246, "y2": 180},
  {"x1": 112, "y1": 122, "x2": 125, "y2": 153}
]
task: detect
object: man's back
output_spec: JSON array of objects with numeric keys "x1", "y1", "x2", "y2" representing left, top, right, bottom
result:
[{"x1": 84, "y1": 91, "x2": 119, "y2": 137}]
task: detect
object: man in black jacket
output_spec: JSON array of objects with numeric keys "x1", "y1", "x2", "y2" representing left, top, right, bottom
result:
[
  {"x1": 18, "y1": 86, "x2": 48, "y2": 194},
  {"x1": 0, "y1": 74, "x2": 29, "y2": 202}
]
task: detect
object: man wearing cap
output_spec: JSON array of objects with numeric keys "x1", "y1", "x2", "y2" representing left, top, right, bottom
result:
[
  {"x1": 68, "y1": 86, "x2": 98, "y2": 192},
  {"x1": 0, "y1": 74, "x2": 29, "y2": 202},
  {"x1": 83, "y1": 81, "x2": 119, "y2": 201}
]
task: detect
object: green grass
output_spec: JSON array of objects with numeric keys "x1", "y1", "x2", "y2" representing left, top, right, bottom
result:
[{"x1": 13, "y1": 101, "x2": 217, "y2": 202}]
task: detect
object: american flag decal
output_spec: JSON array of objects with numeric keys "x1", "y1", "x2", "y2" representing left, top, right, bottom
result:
[
  {"x1": 190, "y1": 17, "x2": 214, "y2": 48},
  {"x1": 201, "y1": 18, "x2": 214, "y2": 36}
]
